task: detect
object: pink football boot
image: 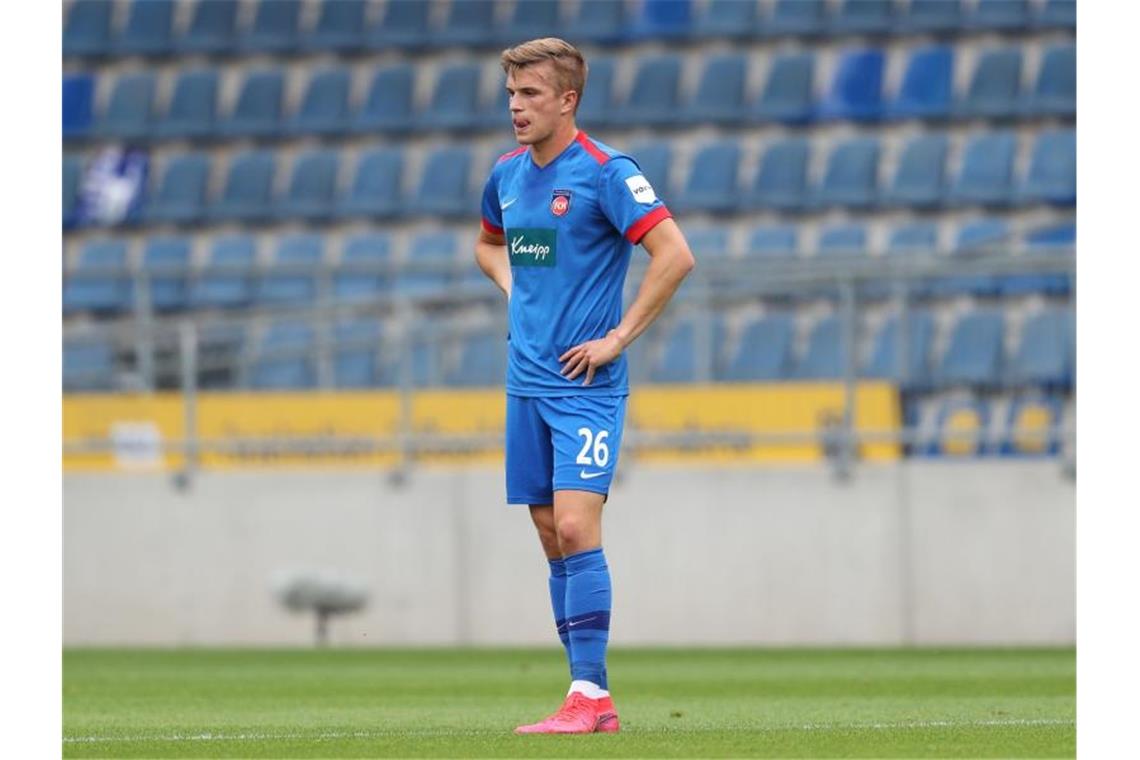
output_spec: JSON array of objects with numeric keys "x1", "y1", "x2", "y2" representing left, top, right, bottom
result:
[{"x1": 515, "y1": 692, "x2": 620, "y2": 734}]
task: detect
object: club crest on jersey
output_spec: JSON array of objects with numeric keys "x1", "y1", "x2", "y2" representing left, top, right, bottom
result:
[{"x1": 550, "y1": 189, "x2": 572, "y2": 217}]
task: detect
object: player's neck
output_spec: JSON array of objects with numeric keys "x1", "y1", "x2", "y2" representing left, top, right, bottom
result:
[{"x1": 528, "y1": 123, "x2": 579, "y2": 168}]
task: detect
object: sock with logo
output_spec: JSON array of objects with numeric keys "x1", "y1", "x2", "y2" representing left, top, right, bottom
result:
[
  {"x1": 547, "y1": 557, "x2": 572, "y2": 671},
  {"x1": 563, "y1": 547, "x2": 612, "y2": 691}
]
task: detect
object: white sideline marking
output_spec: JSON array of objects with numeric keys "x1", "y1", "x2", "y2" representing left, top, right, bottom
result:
[{"x1": 62, "y1": 718, "x2": 1075, "y2": 744}]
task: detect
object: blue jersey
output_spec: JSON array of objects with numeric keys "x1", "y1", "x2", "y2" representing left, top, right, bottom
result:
[{"x1": 481, "y1": 131, "x2": 672, "y2": 397}]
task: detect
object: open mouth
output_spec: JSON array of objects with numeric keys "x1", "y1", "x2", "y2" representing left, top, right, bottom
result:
[{"x1": 513, "y1": 119, "x2": 531, "y2": 130}]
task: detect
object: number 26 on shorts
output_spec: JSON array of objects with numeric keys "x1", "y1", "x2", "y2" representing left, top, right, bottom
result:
[{"x1": 576, "y1": 428, "x2": 610, "y2": 467}]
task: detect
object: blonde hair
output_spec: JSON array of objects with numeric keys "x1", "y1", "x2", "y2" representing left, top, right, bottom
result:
[{"x1": 500, "y1": 37, "x2": 588, "y2": 113}]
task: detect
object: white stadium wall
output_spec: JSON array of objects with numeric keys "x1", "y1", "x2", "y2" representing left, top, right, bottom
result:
[{"x1": 63, "y1": 462, "x2": 1074, "y2": 646}]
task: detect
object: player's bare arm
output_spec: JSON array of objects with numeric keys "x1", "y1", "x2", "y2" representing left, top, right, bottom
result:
[
  {"x1": 560, "y1": 218, "x2": 695, "y2": 385},
  {"x1": 475, "y1": 227, "x2": 511, "y2": 297}
]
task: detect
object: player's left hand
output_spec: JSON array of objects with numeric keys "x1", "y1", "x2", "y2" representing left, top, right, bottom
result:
[{"x1": 559, "y1": 332, "x2": 624, "y2": 386}]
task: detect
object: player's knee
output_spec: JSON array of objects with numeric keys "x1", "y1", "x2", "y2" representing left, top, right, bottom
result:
[{"x1": 554, "y1": 515, "x2": 594, "y2": 554}]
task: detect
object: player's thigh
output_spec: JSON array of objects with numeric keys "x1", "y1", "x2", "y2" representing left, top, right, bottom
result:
[
  {"x1": 539, "y1": 395, "x2": 627, "y2": 497},
  {"x1": 505, "y1": 395, "x2": 555, "y2": 506}
]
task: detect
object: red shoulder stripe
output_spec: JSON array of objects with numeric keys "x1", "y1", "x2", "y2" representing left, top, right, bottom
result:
[
  {"x1": 575, "y1": 131, "x2": 610, "y2": 165},
  {"x1": 625, "y1": 206, "x2": 673, "y2": 244},
  {"x1": 496, "y1": 146, "x2": 527, "y2": 164},
  {"x1": 481, "y1": 218, "x2": 504, "y2": 235}
]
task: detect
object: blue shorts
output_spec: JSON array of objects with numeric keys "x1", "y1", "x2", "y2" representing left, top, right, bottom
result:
[{"x1": 505, "y1": 394, "x2": 628, "y2": 505}]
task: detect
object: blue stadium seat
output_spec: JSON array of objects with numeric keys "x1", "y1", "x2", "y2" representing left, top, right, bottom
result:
[
  {"x1": 190, "y1": 236, "x2": 257, "y2": 310},
  {"x1": 745, "y1": 225, "x2": 798, "y2": 260},
  {"x1": 677, "y1": 140, "x2": 742, "y2": 214},
  {"x1": 221, "y1": 70, "x2": 284, "y2": 139},
  {"x1": 1010, "y1": 308, "x2": 1074, "y2": 388},
  {"x1": 63, "y1": 0, "x2": 112, "y2": 58},
  {"x1": 436, "y1": 0, "x2": 496, "y2": 48},
  {"x1": 255, "y1": 234, "x2": 324, "y2": 307},
  {"x1": 746, "y1": 138, "x2": 810, "y2": 212},
  {"x1": 409, "y1": 147, "x2": 473, "y2": 218},
  {"x1": 829, "y1": 0, "x2": 894, "y2": 35},
  {"x1": 818, "y1": 49, "x2": 884, "y2": 121},
  {"x1": 959, "y1": 48, "x2": 1022, "y2": 119},
  {"x1": 575, "y1": 56, "x2": 617, "y2": 130},
  {"x1": 278, "y1": 150, "x2": 340, "y2": 222},
  {"x1": 99, "y1": 73, "x2": 156, "y2": 141},
  {"x1": 694, "y1": 0, "x2": 760, "y2": 40},
  {"x1": 720, "y1": 315, "x2": 795, "y2": 381},
  {"x1": 366, "y1": 0, "x2": 431, "y2": 51},
  {"x1": 685, "y1": 226, "x2": 732, "y2": 259},
  {"x1": 304, "y1": 0, "x2": 367, "y2": 53},
  {"x1": 335, "y1": 148, "x2": 405, "y2": 220},
  {"x1": 64, "y1": 239, "x2": 132, "y2": 315},
  {"x1": 196, "y1": 322, "x2": 248, "y2": 389},
  {"x1": 209, "y1": 150, "x2": 277, "y2": 223},
  {"x1": 251, "y1": 321, "x2": 316, "y2": 390},
  {"x1": 968, "y1": 0, "x2": 1029, "y2": 30},
  {"x1": 632, "y1": 0, "x2": 693, "y2": 41},
  {"x1": 143, "y1": 153, "x2": 210, "y2": 225},
  {"x1": 63, "y1": 156, "x2": 82, "y2": 229},
  {"x1": 398, "y1": 232, "x2": 457, "y2": 297},
  {"x1": 1036, "y1": 0, "x2": 1076, "y2": 29},
  {"x1": 928, "y1": 217, "x2": 1010, "y2": 296},
  {"x1": 117, "y1": 0, "x2": 175, "y2": 57},
  {"x1": 288, "y1": 68, "x2": 351, "y2": 137},
  {"x1": 949, "y1": 131, "x2": 1017, "y2": 206},
  {"x1": 929, "y1": 399, "x2": 991, "y2": 457},
  {"x1": 890, "y1": 45, "x2": 954, "y2": 120},
  {"x1": 421, "y1": 64, "x2": 483, "y2": 131},
  {"x1": 896, "y1": 0, "x2": 963, "y2": 33},
  {"x1": 1025, "y1": 44, "x2": 1075, "y2": 117},
  {"x1": 999, "y1": 395, "x2": 1063, "y2": 457},
  {"x1": 937, "y1": 309, "x2": 1005, "y2": 387},
  {"x1": 334, "y1": 233, "x2": 393, "y2": 303},
  {"x1": 63, "y1": 338, "x2": 115, "y2": 392},
  {"x1": 766, "y1": 0, "x2": 826, "y2": 36},
  {"x1": 156, "y1": 69, "x2": 218, "y2": 140},
  {"x1": 1019, "y1": 129, "x2": 1076, "y2": 206},
  {"x1": 681, "y1": 53, "x2": 749, "y2": 126},
  {"x1": 179, "y1": 0, "x2": 239, "y2": 55},
  {"x1": 627, "y1": 142, "x2": 673, "y2": 202},
  {"x1": 886, "y1": 222, "x2": 939, "y2": 257},
  {"x1": 752, "y1": 52, "x2": 815, "y2": 124},
  {"x1": 795, "y1": 316, "x2": 849, "y2": 379},
  {"x1": 498, "y1": 0, "x2": 562, "y2": 45},
  {"x1": 353, "y1": 65, "x2": 416, "y2": 134},
  {"x1": 864, "y1": 311, "x2": 935, "y2": 387},
  {"x1": 613, "y1": 54, "x2": 683, "y2": 127},
  {"x1": 814, "y1": 137, "x2": 880, "y2": 208},
  {"x1": 445, "y1": 332, "x2": 508, "y2": 387},
  {"x1": 333, "y1": 319, "x2": 391, "y2": 388},
  {"x1": 1001, "y1": 222, "x2": 1075, "y2": 296},
  {"x1": 650, "y1": 319, "x2": 698, "y2": 383},
  {"x1": 882, "y1": 133, "x2": 948, "y2": 208},
  {"x1": 140, "y1": 236, "x2": 191, "y2": 312},
  {"x1": 240, "y1": 0, "x2": 301, "y2": 54},
  {"x1": 565, "y1": 0, "x2": 628, "y2": 44},
  {"x1": 817, "y1": 223, "x2": 868, "y2": 258},
  {"x1": 63, "y1": 75, "x2": 95, "y2": 140},
  {"x1": 477, "y1": 74, "x2": 510, "y2": 132}
]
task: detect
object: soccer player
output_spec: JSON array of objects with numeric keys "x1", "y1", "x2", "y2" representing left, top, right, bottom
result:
[{"x1": 474, "y1": 38, "x2": 695, "y2": 734}]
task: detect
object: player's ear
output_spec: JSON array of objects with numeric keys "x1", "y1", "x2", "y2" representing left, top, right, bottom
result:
[{"x1": 561, "y1": 89, "x2": 578, "y2": 116}]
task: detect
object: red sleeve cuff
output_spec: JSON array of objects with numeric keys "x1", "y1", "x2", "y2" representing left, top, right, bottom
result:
[
  {"x1": 625, "y1": 206, "x2": 673, "y2": 244},
  {"x1": 481, "y1": 217, "x2": 504, "y2": 235}
]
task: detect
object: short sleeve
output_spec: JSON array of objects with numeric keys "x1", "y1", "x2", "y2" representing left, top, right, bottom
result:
[
  {"x1": 597, "y1": 157, "x2": 673, "y2": 245},
  {"x1": 480, "y1": 170, "x2": 503, "y2": 235}
]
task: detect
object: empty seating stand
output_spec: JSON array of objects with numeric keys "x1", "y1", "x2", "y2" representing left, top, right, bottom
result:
[
  {"x1": 938, "y1": 309, "x2": 1005, "y2": 387},
  {"x1": 117, "y1": 0, "x2": 175, "y2": 57},
  {"x1": 157, "y1": 69, "x2": 219, "y2": 140},
  {"x1": 64, "y1": 0, "x2": 113, "y2": 58},
  {"x1": 818, "y1": 49, "x2": 884, "y2": 122},
  {"x1": 336, "y1": 148, "x2": 405, "y2": 220},
  {"x1": 721, "y1": 315, "x2": 795, "y2": 381},
  {"x1": 882, "y1": 134, "x2": 947, "y2": 208},
  {"x1": 677, "y1": 140, "x2": 742, "y2": 214},
  {"x1": 304, "y1": 0, "x2": 367, "y2": 53}
]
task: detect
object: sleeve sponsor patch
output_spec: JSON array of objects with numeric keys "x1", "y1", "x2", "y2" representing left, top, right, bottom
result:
[{"x1": 624, "y1": 175, "x2": 657, "y2": 204}]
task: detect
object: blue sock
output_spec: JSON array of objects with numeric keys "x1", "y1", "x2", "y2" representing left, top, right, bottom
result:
[
  {"x1": 547, "y1": 558, "x2": 572, "y2": 670},
  {"x1": 563, "y1": 547, "x2": 611, "y2": 690}
]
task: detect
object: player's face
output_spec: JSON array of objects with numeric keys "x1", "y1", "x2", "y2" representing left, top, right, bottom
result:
[{"x1": 505, "y1": 63, "x2": 572, "y2": 145}]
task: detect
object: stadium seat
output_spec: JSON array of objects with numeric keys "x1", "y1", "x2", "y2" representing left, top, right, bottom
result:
[
  {"x1": 565, "y1": 0, "x2": 628, "y2": 44},
  {"x1": 650, "y1": 319, "x2": 698, "y2": 383},
  {"x1": 1001, "y1": 222, "x2": 1075, "y2": 296},
  {"x1": 209, "y1": 150, "x2": 277, "y2": 223},
  {"x1": 949, "y1": 131, "x2": 1017, "y2": 206},
  {"x1": 63, "y1": 239, "x2": 132, "y2": 315},
  {"x1": 63, "y1": 338, "x2": 115, "y2": 391},
  {"x1": 632, "y1": 0, "x2": 693, "y2": 41},
  {"x1": 278, "y1": 150, "x2": 340, "y2": 222},
  {"x1": 576, "y1": 56, "x2": 617, "y2": 130},
  {"x1": 937, "y1": 309, "x2": 1005, "y2": 387},
  {"x1": 895, "y1": 0, "x2": 963, "y2": 34},
  {"x1": 795, "y1": 316, "x2": 850, "y2": 379},
  {"x1": 143, "y1": 153, "x2": 210, "y2": 226},
  {"x1": 63, "y1": 75, "x2": 95, "y2": 140},
  {"x1": 890, "y1": 45, "x2": 954, "y2": 121},
  {"x1": 930, "y1": 399, "x2": 991, "y2": 457},
  {"x1": 409, "y1": 147, "x2": 474, "y2": 218},
  {"x1": 959, "y1": 48, "x2": 1022, "y2": 119},
  {"x1": 685, "y1": 226, "x2": 732, "y2": 259},
  {"x1": 829, "y1": 0, "x2": 894, "y2": 35},
  {"x1": 221, "y1": 70, "x2": 285, "y2": 139},
  {"x1": 694, "y1": 0, "x2": 760, "y2": 40},
  {"x1": 1036, "y1": 0, "x2": 1076, "y2": 29},
  {"x1": 477, "y1": 74, "x2": 511, "y2": 132},
  {"x1": 817, "y1": 223, "x2": 868, "y2": 258},
  {"x1": 179, "y1": 0, "x2": 239, "y2": 55},
  {"x1": 745, "y1": 225, "x2": 799, "y2": 260},
  {"x1": 304, "y1": 0, "x2": 367, "y2": 53},
  {"x1": 63, "y1": 0, "x2": 112, "y2": 58},
  {"x1": 436, "y1": 0, "x2": 496, "y2": 48},
  {"x1": 196, "y1": 322, "x2": 249, "y2": 389},
  {"x1": 863, "y1": 311, "x2": 935, "y2": 387},
  {"x1": 886, "y1": 222, "x2": 939, "y2": 257},
  {"x1": 720, "y1": 315, "x2": 795, "y2": 381},
  {"x1": 498, "y1": 0, "x2": 562, "y2": 45},
  {"x1": 98, "y1": 73, "x2": 156, "y2": 141},
  {"x1": 116, "y1": 0, "x2": 175, "y2": 57},
  {"x1": 681, "y1": 53, "x2": 749, "y2": 126},
  {"x1": 156, "y1": 69, "x2": 218, "y2": 140},
  {"x1": 334, "y1": 233, "x2": 393, "y2": 303},
  {"x1": 287, "y1": 69, "x2": 351, "y2": 137},
  {"x1": 63, "y1": 155, "x2": 82, "y2": 229},
  {"x1": 333, "y1": 318, "x2": 391, "y2": 388},
  {"x1": 752, "y1": 52, "x2": 816, "y2": 124},
  {"x1": 1024, "y1": 44, "x2": 1075, "y2": 117},
  {"x1": 882, "y1": 134, "x2": 947, "y2": 208},
  {"x1": 445, "y1": 332, "x2": 508, "y2": 387},
  {"x1": 1020, "y1": 129, "x2": 1076, "y2": 206},
  {"x1": 255, "y1": 234, "x2": 324, "y2": 307},
  {"x1": 746, "y1": 138, "x2": 810, "y2": 212},
  {"x1": 999, "y1": 395, "x2": 1063, "y2": 456},
  {"x1": 190, "y1": 235, "x2": 257, "y2": 310},
  {"x1": 335, "y1": 148, "x2": 405, "y2": 220},
  {"x1": 140, "y1": 236, "x2": 191, "y2": 312},
  {"x1": 1010, "y1": 308, "x2": 1074, "y2": 389},
  {"x1": 353, "y1": 65, "x2": 416, "y2": 134},
  {"x1": 676, "y1": 140, "x2": 742, "y2": 214},
  {"x1": 421, "y1": 64, "x2": 483, "y2": 131},
  {"x1": 627, "y1": 142, "x2": 674, "y2": 203},
  {"x1": 612, "y1": 54, "x2": 683, "y2": 127},
  {"x1": 239, "y1": 0, "x2": 301, "y2": 54},
  {"x1": 968, "y1": 0, "x2": 1030, "y2": 31},
  {"x1": 398, "y1": 232, "x2": 458, "y2": 297},
  {"x1": 251, "y1": 321, "x2": 316, "y2": 390},
  {"x1": 926, "y1": 217, "x2": 1010, "y2": 296},
  {"x1": 814, "y1": 137, "x2": 880, "y2": 208},
  {"x1": 366, "y1": 0, "x2": 431, "y2": 51},
  {"x1": 818, "y1": 48, "x2": 885, "y2": 122},
  {"x1": 766, "y1": 0, "x2": 826, "y2": 36}
]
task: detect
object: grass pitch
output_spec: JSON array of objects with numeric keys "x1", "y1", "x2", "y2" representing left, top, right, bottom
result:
[{"x1": 63, "y1": 647, "x2": 1074, "y2": 758}]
